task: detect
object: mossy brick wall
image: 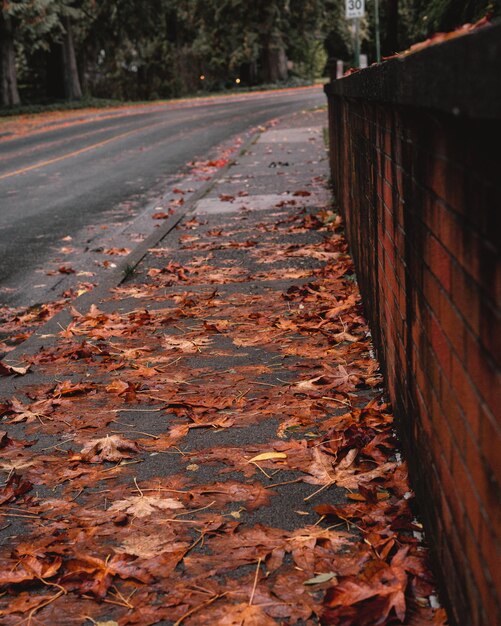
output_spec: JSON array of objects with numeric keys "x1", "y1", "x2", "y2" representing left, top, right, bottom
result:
[{"x1": 325, "y1": 24, "x2": 500, "y2": 626}]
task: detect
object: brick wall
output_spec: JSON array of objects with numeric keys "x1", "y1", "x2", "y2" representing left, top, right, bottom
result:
[{"x1": 325, "y1": 24, "x2": 500, "y2": 626}]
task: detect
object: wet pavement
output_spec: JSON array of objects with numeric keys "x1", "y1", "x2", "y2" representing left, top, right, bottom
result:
[{"x1": 0, "y1": 108, "x2": 445, "y2": 625}]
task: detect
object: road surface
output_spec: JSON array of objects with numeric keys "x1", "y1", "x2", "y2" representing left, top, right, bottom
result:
[{"x1": 0, "y1": 87, "x2": 325, "y2": 307}]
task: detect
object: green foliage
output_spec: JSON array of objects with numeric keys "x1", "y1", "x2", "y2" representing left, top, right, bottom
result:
[
  {"x1": 2, "y1": 0, "x2": 499, "y2": 107},
  {"x1": 395, "y1": 0, "x2": 499, "y2": 49}
]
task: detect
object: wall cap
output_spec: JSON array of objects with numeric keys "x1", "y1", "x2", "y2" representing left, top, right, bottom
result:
[{"x1": 324, "y1": 22, "x2": 501, "y2": 120}]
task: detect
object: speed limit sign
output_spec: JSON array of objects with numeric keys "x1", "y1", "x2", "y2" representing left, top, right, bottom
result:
[{"x1": 345, "y1": 0, "x2": 365, "y2": 18}]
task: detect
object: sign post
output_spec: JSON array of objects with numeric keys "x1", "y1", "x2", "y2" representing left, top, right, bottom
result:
[{"x1": 345, "y1": 0, "x2": 365, "y2": 68}]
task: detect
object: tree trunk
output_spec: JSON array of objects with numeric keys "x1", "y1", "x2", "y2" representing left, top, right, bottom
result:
[
  {"x1": 46, "y1": 43, "x2": 65, "y2": 100},
  {"x1": 261, "y1": 36, "x2": 288, "y2": 83},
  {"x1": 0, "y1": 12, "x2": 20, "y2": 107},
  {"x1": 61, "y1": 16, "x2": 82, "y2": 100}
]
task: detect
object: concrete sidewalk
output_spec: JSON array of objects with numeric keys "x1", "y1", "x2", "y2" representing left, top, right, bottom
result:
[{"x1": 0, "y1": 109, "x2": 444, "y2": 625}]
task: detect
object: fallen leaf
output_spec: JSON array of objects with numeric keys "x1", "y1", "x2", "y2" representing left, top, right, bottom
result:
[
  {"x1": 104, "y1": 248, "x2": 130, "y2": 256},
  {"x1": 0, "y1": 361, "x2": 30, "y2": 376},
  {"x1": 76, "y1": 435, "x2": 141, "y2": 463},
  {"x1": 217, "y1": 603, "x2": 276, "y2": 625},
  {"x1": 0, "y1": 474, "x2": 32, "y2": 505},
  {"x1": 304, "y1": 572, "x2": 337, "y2": 585},
  {"x1": 109, "y1": 495, "x2": 184, "y2": 518},
  {"x1": 247, "y1": 452, "x2": 287, "y2": 463}
]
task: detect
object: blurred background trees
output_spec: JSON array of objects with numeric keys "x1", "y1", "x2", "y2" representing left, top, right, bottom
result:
[{"x1": 1, "y1": 0, "x2": 498, "y2": 107}]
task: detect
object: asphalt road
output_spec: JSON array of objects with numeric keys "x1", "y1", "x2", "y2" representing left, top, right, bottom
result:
[{"x1": 0, "y1": 87, "x2": 325, "y2": 306}]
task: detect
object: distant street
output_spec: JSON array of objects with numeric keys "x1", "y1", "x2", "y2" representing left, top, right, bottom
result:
[{"x1": 0, "y1": 87, "x2": 325, "y2": 302}]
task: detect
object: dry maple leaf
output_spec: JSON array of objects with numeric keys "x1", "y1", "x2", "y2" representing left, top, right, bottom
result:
[
  {"x1": 104, "y1": 247, "x2": 130, "y2": 256},
  {"x1": 323, "y1": 548, "x2": 409, "y2": 624},
  {"x1": 52, "y1": 380, "x2": 95, "y2": 397},
  {"x1": 105, "y1": 379, "x2": 130, "y2": 394},
  {"x1": 0, "y1": 361, "x2": 30, "y2": 376},
  {"x1": 76, "y1": 434, "x2": 141, "y2": 463},
  {"x1": 117, "y1": 533, "x2": 189, "y2": 559},
  {"x1": 61, "y1": 553, "x2": 153, "y2": 598},
  {"x1": 0, "y1": 458, "x2": 35, "y2": 475},
  {"x1": 0, "y1": 430, "x2": 9, "y2": 448},
  {"x1": 1, "y1": 397, "x2": 56, "y2": 424},
  {"x1": 0, "y1": 555, "x2": 62, "y2": 585},
  {"x1": 0, "y1": 474, "x2": 32, "y2": 505},
  {"x1": 162, "y1": 335, "x2": 212, "y2": 352},
  {"x1": 218, "y1": 603, "x2": 276, "y2": 625},
  {"x1": 108, "y1": 495, "x2": 184, "y2": 518}
]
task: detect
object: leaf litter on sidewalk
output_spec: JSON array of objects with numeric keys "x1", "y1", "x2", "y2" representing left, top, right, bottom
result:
[{"x1": 0, "y1": 176, "x2": 446, "y2": 622}]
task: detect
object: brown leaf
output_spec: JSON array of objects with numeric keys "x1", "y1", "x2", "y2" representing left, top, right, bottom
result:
[
  {"x1": 104, "y1": 248, "x2": 130, "y2": 256},
  {"x1": 0, "y1": 474, "x2": 32, "y2": 505},
  {"x1": 0, "y1": 555, "x2": 62, "y2": 585},
  {"x1": 0, "y1": 361, "x2": 30, "y2": 376},
  {"x1": 323, "y1": 548, "x2": 409, "y2": 623},
  {"x1": 218, "y1": 603, "x2": 276, "y2": 625},
  {"x1": 152, "y1": 211, "x2": 173, "y2": 219},
  {"x1": 109, "y1": 495, "x2": 184, "y2": 518},
  {"x1": 52, "y1": 380, "x2": 95, "y2": 397},
  {"x1": 75, "y1": 434, "x2": 141, "y2": 463},
  {"x1": 116, "y1": 532, "x2": 189, "y2": 558},
  {"x1": 1, "y1": 397, "x2": 57, "y2": 424},
  {"x1": 61, "y1": 553, "x2": 153, "y2": 598}
]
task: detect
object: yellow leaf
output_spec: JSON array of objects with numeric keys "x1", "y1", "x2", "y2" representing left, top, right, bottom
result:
[{"x1": 247, "y1": 452, "x2": 287, "y2": 463}]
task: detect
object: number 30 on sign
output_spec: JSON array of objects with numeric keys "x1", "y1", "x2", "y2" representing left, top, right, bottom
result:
[{"x1": 345, "y1": 0, "x2": 365, "y2": 19}]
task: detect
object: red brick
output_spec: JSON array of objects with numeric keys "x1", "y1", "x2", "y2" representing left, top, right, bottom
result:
[
  {"x1": 440, "y1": 374, "x2": 466, "y2": 452},
  {"x1": 437, "y1": 204, "x2": 464, "y2": 259},
  {"x1": 450, "y1": 354, "x2": 481, "y2": 437},
  {"x1": 439, "y1": 293, "x2": 465, "y2": 360},
  {"x1": 426, "y1": 234, "x2": 452, "y2": 292},
  {"x1": 415, "y1": 385, "x2": 433, "y2": 440},
  {"x1": 420, "y1": 192, "x2": 441, "y2": 237},
  {"x1": 396, "y1": 200, "x2": 405, "y2": 228},
  {"x1": 383, "y1": 179, "x2": 393, "y2": 210},
  {"x1": 431, "y1": 389, "x2": 452, "y2": 465},
  {"x1": 384, "y1": 128, "x2": 392, "y2": 156},
  {"x1": 430, "y1": 313, "x2": 452, "y2": 379},
  {"x1": 451, "y1": 453, "x2": 482, "y2": 536},
  {"x1": 438, "y1": 451, "x2": 466, "y2": 537},
  {"x1": 466, "y1": 522, "x2": 501, "y2": 626},
  {"x1": 465, "y1": 330, "x2": 500, "y2": 411},
  {"x1": 479, "y1": 513, "x2": 501, "y2": 589},
  {"x1": 423, "y1": 266, "x2": 442, "y2": 319},
  {"x1": 328, "y1": 100, "x2": 500, "y2": 626},
  {"x1": 382, "y1": 237, "x2": 396, "y2": 273},
  {"x1": 383, "y1": 207, "x2": 395, "y2": 242},
  {"x1": 451, "y1": 264, "x2": 481, "y2": 337},
  {"x1": 463, "y1": 527, "x2": 493, "y2": 626},
  {"x1": 435, "y1": 159, "x2": 465, "y2": 216},
  {"x1": 463, "y1": 431, "x2": 493, "y2": 536},
  {"x1": 428, "y1": 155, "x2": 447, "y2": 200},
  {"x1": 384, "y1": 156, "x2": 393, "y2": 184},
  {"x1": 480, "y1": 407, "x2": 501, "y2": 491},
  {"x1": 478, "y1": 300, "x2": 500, "y2": 369},
  {"x1": 396, "y1": 165, "x2": 404, "y2": 199}
]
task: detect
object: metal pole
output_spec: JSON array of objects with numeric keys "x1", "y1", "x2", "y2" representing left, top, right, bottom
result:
[
  {"x1": 354, "y1": 18, "x2": 360, "y2": 68},
  {"x1": 375, "y1": 0, "x2": 381, "y2": 63}
]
